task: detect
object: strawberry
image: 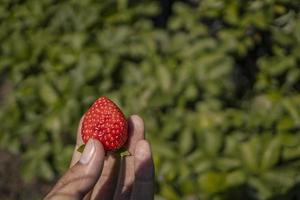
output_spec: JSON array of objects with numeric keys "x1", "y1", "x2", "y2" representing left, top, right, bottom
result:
[{"x1": 81, "y1": 96, "x2": 128, "y2": 151}]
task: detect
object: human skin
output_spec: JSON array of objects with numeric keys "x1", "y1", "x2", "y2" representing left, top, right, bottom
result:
[{"x1": 44, "y1": 115, "x2": 154, "y2": 200}]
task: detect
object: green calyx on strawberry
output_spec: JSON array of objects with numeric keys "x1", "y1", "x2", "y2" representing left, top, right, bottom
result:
[{"x1": 79, "y1": 96, "x2": 128, "y2": 152}]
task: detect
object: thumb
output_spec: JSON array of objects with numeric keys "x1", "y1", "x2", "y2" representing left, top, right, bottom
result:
[{"x1": 45, "y1": 139, "x2": 105, "y2": 200}]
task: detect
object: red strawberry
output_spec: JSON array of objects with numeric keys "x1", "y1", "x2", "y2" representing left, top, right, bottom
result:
[{"x1": 81, "y1": 96, "x2": 128, "y2": 151}]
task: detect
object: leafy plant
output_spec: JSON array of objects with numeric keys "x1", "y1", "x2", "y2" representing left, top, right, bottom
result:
[{"x1": 1, "y1": 0, "x2": 300, "y2": 199}]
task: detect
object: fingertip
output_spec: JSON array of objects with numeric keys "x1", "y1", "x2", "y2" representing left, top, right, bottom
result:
[
  {"x1": 80, "y1": 114, "x2": 85, "y2": 123},
  {"x1": 93, "y1": 139, "x2": 105, "y2": 157},
  {"x1": 78, "y1": 115, "x2": 85, "y2": 131},
  {"x1": 48, "y1": 139, "x2": 106, "y2": 199},
  {"x1": 128, "y1": 115, "x2": 144, "y2": 133},
  {"x1": 76, "y1": 115, "x2": 85, "y2": 145},
  {"x1": 79, "y1": 139, "x2": 105, "y2": 165},
  {"x1": 129, "y1": 114, "x2": 144, "y2": 123},
  {"x1": 126, "y1": 115, "x2": 145, "y2": 153},
  {"x1": 70, "y1": 115, "x2": 86, "y2": 167}
]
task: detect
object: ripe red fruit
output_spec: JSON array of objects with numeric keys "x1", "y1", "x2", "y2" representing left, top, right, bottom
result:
[{"x1": 81, "y1": 96, "x2": 128, "y2": 151}]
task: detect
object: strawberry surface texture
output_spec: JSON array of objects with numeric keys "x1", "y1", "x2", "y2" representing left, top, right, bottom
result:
[{"x1": 81, "y1": 96, "x2": 128, "y2": 151}]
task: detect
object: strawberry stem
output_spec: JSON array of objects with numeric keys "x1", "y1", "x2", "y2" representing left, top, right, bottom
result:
[{"x1": 114, "y1": 147, "x2": 131, "y2": 157}]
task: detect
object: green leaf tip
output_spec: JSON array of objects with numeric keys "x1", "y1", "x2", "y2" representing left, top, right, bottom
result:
[
  {"x1": 114, "y1": 147, "x2": 131, "y2": 157},
  {"x1": 77, "y1": 144, "x2": 86, "y2": 153}
]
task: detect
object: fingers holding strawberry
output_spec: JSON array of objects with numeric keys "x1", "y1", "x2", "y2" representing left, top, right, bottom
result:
[{"x1": 45, "y1": 97, "x2": 154, "y2": 200}]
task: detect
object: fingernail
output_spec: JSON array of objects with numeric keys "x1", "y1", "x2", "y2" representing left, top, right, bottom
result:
[{"x1": 80, "y1": 139, "x2": 95, "y2": 164}]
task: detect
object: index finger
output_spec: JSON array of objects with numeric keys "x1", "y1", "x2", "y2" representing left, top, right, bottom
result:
[{"x1": 70, "y1": 116, "x2": 85, "y2": 167}]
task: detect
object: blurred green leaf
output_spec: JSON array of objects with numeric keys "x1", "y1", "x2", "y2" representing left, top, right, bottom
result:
[
  {"x1": 240, "y1": 137, "x2": 260, "y2": 173},
  {"x1": 260, "y1": 137, "x2": 281, "y2": 171},
  {"x1": 199, "y1": 171, "x2": 226, "y2": 193},
  {"x1": 1, "y1": 0, "x2": 300, "y2": 199}
]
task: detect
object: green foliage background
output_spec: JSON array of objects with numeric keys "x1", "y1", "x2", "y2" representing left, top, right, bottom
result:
[{"x1": 1, "y1": 0, "x2": 300, "y2": 199}]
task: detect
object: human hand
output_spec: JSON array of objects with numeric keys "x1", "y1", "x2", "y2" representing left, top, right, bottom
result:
[{"x1": 45, "y1": 115, "x2": 154, "y2": 200}]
